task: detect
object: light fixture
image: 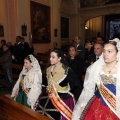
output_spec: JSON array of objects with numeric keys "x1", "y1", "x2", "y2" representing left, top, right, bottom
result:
[{"x1": 85, "y1": 26, "x2": 88, "y2": 29}]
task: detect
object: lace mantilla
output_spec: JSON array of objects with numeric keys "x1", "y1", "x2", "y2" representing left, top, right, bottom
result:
[{"x1": 72, "y1": 38, "x2": 120, "y2": 120}]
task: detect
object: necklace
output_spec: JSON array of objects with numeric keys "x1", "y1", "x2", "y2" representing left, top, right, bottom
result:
[
  {"x1": 52, "y1": 63, "x2": 62, "y2": 75},
  {"x1": 106, "y1": 64, "x2": 116, "y2": 74}
]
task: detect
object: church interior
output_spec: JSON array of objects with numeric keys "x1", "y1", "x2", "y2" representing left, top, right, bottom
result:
[{"x1": 0, "y1": 0, "x2": 120, "y2": 119}]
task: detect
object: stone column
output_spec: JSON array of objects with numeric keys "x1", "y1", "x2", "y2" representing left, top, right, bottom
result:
[{"x1": 50, "y1": 0, "x2": 61, "y2": 48}]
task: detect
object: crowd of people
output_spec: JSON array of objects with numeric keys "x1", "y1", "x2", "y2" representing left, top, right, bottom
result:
[
  {"x1": 72, "y1": 38, "x2": 120, "y2": 120},
  {"x1": 0, "y1": 35, "x2": 120, "y2": 119},
  {"x1": 0, "y1": 36, "x2": 34, "y2": 90}
]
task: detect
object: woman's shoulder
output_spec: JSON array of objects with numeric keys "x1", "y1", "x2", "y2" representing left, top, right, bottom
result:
[
  {"x1": 61, "y1": 64, "x2": 71, "y2": 74},
  {"x1": 46, "y1": 66, "x2": 52, "y2": 71},
  {"x1": 62, "y1": 64, "x2": 70, "y2": 70},
  {"x1": 46, "y1": 66, "x2": 52, "y2": 74},
  {"x1": 75, "y1": 55, "x2": 83, "y2": 60},
  {"x1": 73, "y1": 55, "x2": 83, "y2": 64}
]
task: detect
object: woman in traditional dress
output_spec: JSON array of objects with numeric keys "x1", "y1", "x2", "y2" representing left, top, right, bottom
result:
[
  {"x1": 72, "y1": 38, "x2": 120, "y2": 120},
  {"x1": 11, "y1": 55, "x2": 42, "y2": 110},
  {"x1": 37, "y1": 48, "x2": 82, "y2": 120}
]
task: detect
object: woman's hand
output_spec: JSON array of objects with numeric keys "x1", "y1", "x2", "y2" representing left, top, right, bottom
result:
[
  {"x1": 24, "y1": 88, "x2": 29, "y2": 94},
  {"x1": 21, "y1": 86, "x2": 30, "y2": 94},
  {"x1": 11, "y1": 96, "x2": 15, "y2": 100},
  {"x1": 24, "y1": 88, "x2": 31, "y2": 94}
]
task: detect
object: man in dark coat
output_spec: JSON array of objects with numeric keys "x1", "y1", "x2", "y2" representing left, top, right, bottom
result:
[
  {"x1": 0, "y1": 39, "x2": 6, "y2": 57},
  {"x1": 21, "y1": 37, "x2": 30, "y2": 59},
  {"x1": 87, "y1": 42, "x2": 103, "y2": 67},
  {"x1": 74, "y1": 36, "x2": 85, "y2": 60},
  {"x1": 0, "y1": 44, "x2": 13, "y2": 88},
  {"x1": 13, "y1": 36, "x2": 24, "y2": 64}
]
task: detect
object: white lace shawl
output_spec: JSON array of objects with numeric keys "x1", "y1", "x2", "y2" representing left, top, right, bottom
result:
[
  {"x1": 72, "y1": 53, "x2": 120, "y2": 119},
  {"x1": 11, "y1": 55, "x2": 42, "y2": 109}
]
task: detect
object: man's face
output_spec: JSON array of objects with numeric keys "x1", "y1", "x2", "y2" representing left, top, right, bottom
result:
[
  {"x1": 96, "y1": 37, "x2": 103, "y2": 43},
  {"x1": 97, "y1": 37, "x2": 102, "y2": 41},
  {"x1": 1, "y1": 41, "x2": 4, "y2": 46},
  {"x1": 94, "y1": 44, "x2": 103, "y2": 56},
  {"x1": 3, "y1": 46, "x2": 8, "y2": 52},
  {"x1": 74, "y1": 36, "x2": 80, "y2": 44},
  {"x1": 16, "y1": 37, "x2": 21, "y2": 43}
]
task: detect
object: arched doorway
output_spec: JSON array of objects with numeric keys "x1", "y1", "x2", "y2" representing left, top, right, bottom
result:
[
  {"x1": 85, "y1": 14, "x2": 120, "y2": 42},
  {"x1": 79, "y1": 3, "x2": 120, "y2": 43},
  {"x1": 105, "y1": 14, "x2": 120, "y2": 40}
]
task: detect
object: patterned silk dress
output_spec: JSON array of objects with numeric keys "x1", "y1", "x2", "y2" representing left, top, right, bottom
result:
[{"x1": 81, "y1": 73, "x2": 119, "y2": 120}]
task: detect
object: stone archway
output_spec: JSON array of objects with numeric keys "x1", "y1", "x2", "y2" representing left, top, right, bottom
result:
[{"x1": 79, "y1": 3, "x2": 120, "y2": 43}]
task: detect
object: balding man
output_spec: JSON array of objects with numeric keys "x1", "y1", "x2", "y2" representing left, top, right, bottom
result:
[{"x1": 87, "y1": 42, "x2": 103, "y2": 67}]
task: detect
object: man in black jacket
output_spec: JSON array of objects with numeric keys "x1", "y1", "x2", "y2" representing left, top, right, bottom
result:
[
  {"x1": 74, "y1": 36, "x2": 85, "y2": 60},
  {"x1": 13, "y1": 36, "x2": 23, "y2": 64},
  {"x1": 87, "y1": 42, "x2": 103, "y2": 67},
  {"x1": 0, "y1": 44, "x2": 13, "y2": 89}
]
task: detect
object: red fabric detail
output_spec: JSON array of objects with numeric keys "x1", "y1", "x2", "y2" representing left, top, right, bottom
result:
[
  {"x1": 46, "y1": 90, "x2": 48, "y2": 94},
  {"x1": 50, "y1": 96, "x2": 72, "y2": 120},
  {"x1": 83, "y1": 97, "x2": 119, "y2": 120}
]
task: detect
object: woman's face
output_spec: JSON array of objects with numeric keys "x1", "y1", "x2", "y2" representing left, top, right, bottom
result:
[
  {"x1": 103, "y1": 44, "x2": 117, "y2": 63},
  {"x1": 69, "y1": 47, "x2": 77, "y2": 58},
  {"x1": 24, "y1": 59, "x2": 32, "y2": 69},
  {"x1": 50, "y1": 52, "x2": 61, "y2": 65}
]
